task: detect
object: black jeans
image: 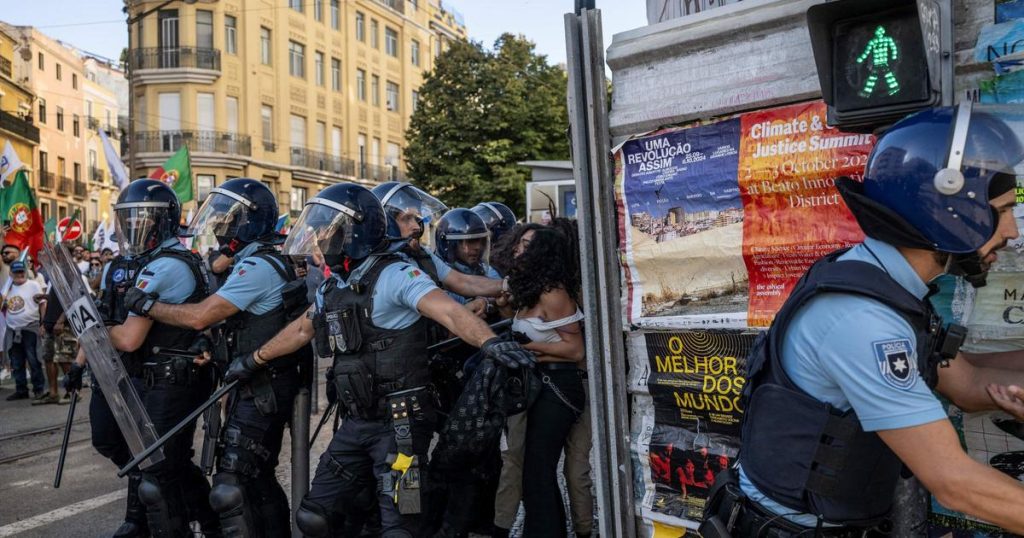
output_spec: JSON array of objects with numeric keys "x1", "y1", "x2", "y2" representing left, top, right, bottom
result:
[{"x1": 522, "y1": 369, "x2": 586, "y2": 538}]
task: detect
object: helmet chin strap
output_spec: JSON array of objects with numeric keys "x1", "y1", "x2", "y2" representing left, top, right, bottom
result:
[{"x1": 946, "y1": 251, "x2": 989, "y2": 288}]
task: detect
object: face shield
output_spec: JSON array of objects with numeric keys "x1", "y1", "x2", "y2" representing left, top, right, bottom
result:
[
  {"x1": 446, "y1": 230, "x2": 491, "y2": 268},
  {"x1": 114, "y1": 202, "x2": 172, "y2": 257},
  {"x1": 378, "y1": 184, "x2": 447, "y2": 249},
  {"x1": 186, "y1": 188, "x2": 256, "y2": 249},
  {"x1": 283, "y1": 199, "x2": 360, "y2": 264}
]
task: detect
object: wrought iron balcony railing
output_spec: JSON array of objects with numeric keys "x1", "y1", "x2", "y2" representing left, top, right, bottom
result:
[
  {"x1": 131, "y1": 47, "x2": 221, "y2": 71},
  {"x1": 290, "y1": 147, "x2": 356, "y2": 176},
  {"x1": 133, "y1": 130, "x2": 251, "y2": 156}
]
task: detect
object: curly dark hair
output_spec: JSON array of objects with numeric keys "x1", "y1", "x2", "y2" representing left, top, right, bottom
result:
[
  {"x1": 548, "y1": 217, "x2": 582, "y2": 302},
  {"x1": 506, "y1": 226, "x2": 576, "y2": 310},
  {"x1": 490, "y1": 223, "x2": 543, "y2": 276}
]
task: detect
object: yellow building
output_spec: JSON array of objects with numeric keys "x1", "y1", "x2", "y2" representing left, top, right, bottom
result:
[
  {"x1": 82, "y1": 56, "x2": 126, "y2": 234},
  {"x1": 0, "y1": 26, "x2": 39, "y2": 190},
  {"x1": 126, "y1": 0, "x2": 467, "y2": 217}
]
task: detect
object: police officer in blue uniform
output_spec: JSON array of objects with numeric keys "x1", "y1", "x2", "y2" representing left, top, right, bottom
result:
[
  {"x1": 702, "y1": 104, "x2": 1024, "y2": 536},
  {"x1": 435, "y1": 208, "x2": 501, "y2": 312},
  {"x1": 471, "y1": 201, "x2": 517, "y2": 245},
  {"x1": 124, "y1": 178, "x2": 309, "y2": 537},
  {"x1": 106, "y1": 179, "x2": 219, "y2": 538},
  {"x1": 222, "y1": 183, "x2": 535, "y2": 537}
]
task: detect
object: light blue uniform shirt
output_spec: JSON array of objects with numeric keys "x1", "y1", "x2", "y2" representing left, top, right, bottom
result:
[
  {"x1": 215, "y1": 242, "x2": 286, "y2": 315},
  {"x1": 446, "y1": 260, "x2": 501, "y2": 304},
  {"x1": 739, "y1": 237, "x2": 948, "y2": 526},
  {"x1": 315, "y1": 256, "x2": 438, "y2": 330},
  {"x1": 129, "y1": 239, "x2": 197, "y2": 316}
]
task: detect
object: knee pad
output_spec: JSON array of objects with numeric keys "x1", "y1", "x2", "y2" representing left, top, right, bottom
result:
[
  {"x1": 209, "y1": 478, "x2": 244, "y2": 514},
  {"x1": 295, "y1": 498, "x2": 330, "y2": 538},
  {"x1": 137, "y1": 476, "x2": 163, "y2": 508}
]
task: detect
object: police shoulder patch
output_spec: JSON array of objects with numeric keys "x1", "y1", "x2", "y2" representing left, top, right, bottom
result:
[
  {"x1": 112, "y1": 268, "x2": 126, "y2": 283},
  {"x1": 873, "y1": 338, "x2": 917, "y2": 390}
]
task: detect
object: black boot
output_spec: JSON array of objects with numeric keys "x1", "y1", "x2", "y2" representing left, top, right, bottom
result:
[{"x1": 113, "y1": 473, "x2": 150, "y2": 538}]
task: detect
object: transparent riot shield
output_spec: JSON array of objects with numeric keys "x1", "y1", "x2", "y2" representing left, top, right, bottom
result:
[{"x1": 42, "y1": 240, "x2": 164, "y2": 467}]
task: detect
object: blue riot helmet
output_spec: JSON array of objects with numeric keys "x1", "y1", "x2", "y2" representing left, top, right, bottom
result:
[
  {"x1": 114, "y1": 179, "x2": 182, "y2": 256},
  {"x1": 187, "y1": 178, "x2": 279, "y2": 250},
  {"x1": 435, "y1": 208, "x2": 491, "y2": 267},
  {"x1": 283, "y1": 183, "x2": 387, "y2": 267},
  {"x1": 371, "y1": 182, "x2": 448, "y2": 248},
  {"x1": 838, "y1": 102, "x2": 1024, "y2": 287},
  {"x1": 471, "y1": 202, "x2": 517, "y2": 242}
]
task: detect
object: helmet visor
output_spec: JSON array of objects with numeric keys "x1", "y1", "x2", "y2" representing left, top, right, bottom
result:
[
  {"x1": 283, "y1": 200, "x2": 359, "y2": 259},
  {"x1": 445, "y1": 230, "x2": 491, "y2": 267},
  {"x1": 114, "y1": 203, "x2": 171, "y2": 256},
  {"x1": 186, "y1": 190, "x2": 254, "y2": 248},
  {"x1": 963, "y1": 105, "x2": 1024, "y2": 185},
  {"x1": 379, "y1": 184, "x2": 447, "y2": 247}
]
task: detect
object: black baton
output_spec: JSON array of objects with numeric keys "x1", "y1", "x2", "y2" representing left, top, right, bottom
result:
[
  {"x1": 310, "y1": 400, "x2": 337, "y2": 447},
  {"x1": 427, "y1": 319, "x2": 512, "y2": 352},
  {"x1": 53, "y1": 389, "x2": 79, "y2": 488}
]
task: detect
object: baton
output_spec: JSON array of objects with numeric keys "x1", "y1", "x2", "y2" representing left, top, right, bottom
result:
[
  {"x1": 427, "y1": 319, "x2": 512, "y2": 353},
  {"x1": 53, "y1": 389, "x2": 79, "y2": 488},
  {"x1": 310, "y1": 400, "x2": 338, "y2": 447},
  {"x1": 118, "y1": 379, "x2": 239, "y2": 477}
]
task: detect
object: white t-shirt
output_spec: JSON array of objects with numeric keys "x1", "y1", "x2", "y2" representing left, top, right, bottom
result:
[
  {"x1": 76, "y1": 260, "x2": 90, "y2": 275},
  {"x1": 6, "y1": 279, "x2": 42, "y2": 330}
]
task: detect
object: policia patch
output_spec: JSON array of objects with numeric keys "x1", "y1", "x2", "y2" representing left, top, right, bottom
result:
[{"x1": 873, "y1": 338, "x2": 917, "y2": 390}]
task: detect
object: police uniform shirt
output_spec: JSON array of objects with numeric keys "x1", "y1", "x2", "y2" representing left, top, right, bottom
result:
[
  {"x1": 214, "y1": 242, "x2": 285, "y2": 315},
  {"x1": 317, "y1": 257, "x2": 438, "y2": 330},
  {"x1": 739, "y1": 237, "x2": 947, "y2": 526},
  {"x1": 129, "y1": 238, "x2": 197, "y2": 314},
  {"x1": 447, "y1": 261, "x2": 500, "y2": 305}
]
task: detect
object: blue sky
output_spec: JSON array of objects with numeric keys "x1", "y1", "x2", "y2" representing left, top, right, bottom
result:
[{"x1": 3, "y1": 1, "x2": 648, "y2": 67}]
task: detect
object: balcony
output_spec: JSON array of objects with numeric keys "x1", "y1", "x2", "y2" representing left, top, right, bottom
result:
[
  {"x1": 58, "y1": 176, "x2": 72, "y2": 196},
  {"x1": 130, "y1": 47, "x2": 221, "y2": 85},
  {"x1": 0, "y1": 110, "x2": 40, "y2": 143},
  {"x1": 291, "y1": 147, "x2": 356, "y2": 177},
  {"x1": 38, "y1": 171, "x2": 55, "y2": 191},
  {"x1": 134, "y1": 130, "x2": 251, "y2": 157},
  {"x1": 87, "y1": 116, "x2": 100, "y2": 130},
  {"x1": 375, "y1": 0, "x2": 404, "y2": 14},
  {"x1": 359, "y1": 162, "x2": 404, "y2": 182},
  {"x1": 0, "y1": 56, "x2": 11, "y2": 78},
  {"x1": 90, "y1": 166, "x2": 105, "y2": 184},
  {"x1": 73, "y1": 178, "x2": 87, "y2": 199},
  {"x1": 263, "y1": 141, "x2": 277, "y2": 152}
]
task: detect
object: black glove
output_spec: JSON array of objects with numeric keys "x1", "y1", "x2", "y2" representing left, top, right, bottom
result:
[
  {"x1": 481, "y1": 337, "x2": 536, "y2": 369},
  {"x1": 189, "y1": 334, "x2": 212, "y2": 356},
  {"x1": 325, "y1": 367, "x2": 337, "y2": 405},
  {"x1": 219, "y1": 239, "x2": 246, "y2": 258},
  {"x1": 64, "y1": 363, "x2": 85, "y2": 392},
  {"x1": 124, "y1": 286, "x2": 159, "y2": 317},
  {"x1": 224, "y1": 353, "x2": 263, "y2": 384}
]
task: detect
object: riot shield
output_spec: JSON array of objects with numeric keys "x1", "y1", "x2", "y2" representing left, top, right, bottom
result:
[{"x1": 42, "y1": 240, "x2": 165, "y2": 467}]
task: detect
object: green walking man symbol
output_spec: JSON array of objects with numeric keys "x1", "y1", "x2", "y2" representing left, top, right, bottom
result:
[{"x1": 856, "y1": 25, "x2": 901, "y2": 98}]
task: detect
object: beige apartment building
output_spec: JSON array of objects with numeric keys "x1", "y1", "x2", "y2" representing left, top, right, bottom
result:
[
  {"x1": 0, "y1": 26, "x2": 38, "y2": 184},
  {"x1": 126, "y1": 0, "x2": 467, "y2": 217}
]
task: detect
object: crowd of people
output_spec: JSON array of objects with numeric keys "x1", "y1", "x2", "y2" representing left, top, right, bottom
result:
[{"x1": 7, "y1": 177, "x2": 594, "y2": 538}]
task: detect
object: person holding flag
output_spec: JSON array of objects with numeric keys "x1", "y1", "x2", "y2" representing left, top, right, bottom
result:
[
  {"x1": 0, "y1": 140, "x2": 25, "y2": 187},
  {"x1": 0, "y1": 170, "x2": 45, "y2": 266}
]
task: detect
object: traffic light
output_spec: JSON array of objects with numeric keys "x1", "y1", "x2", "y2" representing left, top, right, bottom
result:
[{"x1": 807, "y1": 0, "x2": 953, "y2": 132}]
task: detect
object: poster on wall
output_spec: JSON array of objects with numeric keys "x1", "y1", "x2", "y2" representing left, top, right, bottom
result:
[{"x1": 615, "y1": 101, "x2": 874, "y2": 329}]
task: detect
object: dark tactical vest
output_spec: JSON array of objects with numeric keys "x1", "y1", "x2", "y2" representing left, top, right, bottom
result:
[
  {"x1": 315, "y1": 256, "x2": 432, "y2": 417},
  {"x1": 99, "y1": 255, "x2": 150, "y2": 326},
  {"x1": 139, "y1": 248, "x2": 211, "y2": 356},
  {"x1": 740, "y1": 249, "x2": 954, "y2": 527},
  {"x1": 225, "y1": 246, "x2": 310, "y2": 370}
]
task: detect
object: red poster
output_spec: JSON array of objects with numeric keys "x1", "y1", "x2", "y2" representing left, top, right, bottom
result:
[{"x1": 738, "y1": 102, "x2": 873, "y2": 326}]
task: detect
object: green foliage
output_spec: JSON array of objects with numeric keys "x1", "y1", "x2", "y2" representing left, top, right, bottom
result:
[{"x1": 405, "y1": 34, "x2": 569, "y2": 215}]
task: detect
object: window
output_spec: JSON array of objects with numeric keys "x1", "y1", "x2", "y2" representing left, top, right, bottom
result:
[
  {"x1": 371, "y1": 75, "x2": 380, "y2": 106},
  {"x1": 330, "y1": 58, "x2": 342, "y2": 91},
  {"x1": 372, "y1": 138, "x2": 381, "y2": 166},
  {"x1": 226, "y1": 97, "x2": 238, "y2": 133},
  {"x1": 38, "y1": 98, "x2": 46, "y2": 124},
  {"x1": 57, "y1": 157, "x2": 66, "y2": 177},
  {"x1": 197, "y1": 175, "x2": 215, "y2": 202},
  {"x1": 411, "y1": 40, "x2": 420, "y2": 67},
  {"x1": 289, "y1": 0, "x2": 303, "y2": 13},
  {"x1": 385, "y1": 28, "x2": 398, "y2": 57},
  {"x1": 225, "y1": 15, "x2": 237, "y2": 55},
  {"x1": 386, "y1": 81, "x2": 399, "y2": 112},
  {"x1": 355, "y1": 12, "x2": 365, "y2": 42},
  {"x1": 260, "y1": 27, "x2": 272, "y2": 65},
  {"x1": 412, "y1": 90, "x2": 420, "y2": 112},
  {"x1": 290, "y1": 187, "x2": 307, "y2": 213},
  {"x1": 73, "y1": 114, "x2": 80, "y2": 137},
  {"x1": 314, "y1": 0, "x2": 323, "y2": 22},
  {"x1": 37, "y1": 52, "x2": 44, "y2": 71},
  {"x1": 56, "y1": 106, "x2": 64, "y2": 131},
  {"x1": 330, "y1": 0, "x2": 340, "y2": 29},
  {"x1": 197, "y1": 93, "x2": 215, "y2": 132},
  {"x1": 370, "y1": 20, "x2": 379, "y2": 49},
  {"x1": 435, "y1": 38, "x2": 442, "y2": 58},
  {"x1": 196, "y1": 10, "x2": 213, "y2": 49},
  {"x1": 56, "y1": 63, "x2": 62, "y2": 81},
  {"x1": 261, "y1": 105, "x2": 274, "y2": 148},
  {"x1": 358, "y1": 134, "x2": 367, "y2": 167},
  {"x1": 39, "y1": 150, "x2": 48, "y2": 173},
  {"x1": 315, "y1": 51, "x2": 325, "y2": 86},
  {"x1": 332, "y1": 126, "x2": 342, "y2": 158},
  {"x1": 409, "y1": 0, "x2": 418, "y2": 10},
  {"x1": 74, "y1": 163, "x2": 81, "y2": 182},
  {"x1": 386, "y1": 142, "x2": 401, "y2": 169},
  {"x1": 290, "y1": 114, "x2": 307, "y2": 149},
  {"x1": 289, "y1": 41, "x2": 305, "y2": 78},
  {"x1": 106, "y1": 110, "x2": 112, "y2": 131},
  {"x1": 72, "y1": 73, "x2": 78, "y2": 89},
  {"x1": 356, "y1": 69, "x2": 366, "y2": 101},
  {"x1": 315, "y1": 121, "x2": 326, "y2": 152}
]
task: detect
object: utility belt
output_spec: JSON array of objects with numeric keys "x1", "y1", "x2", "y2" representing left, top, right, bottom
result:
[
  {"x1": 700, "y1": 469, "x2": 872, "y2": 538},
  {"x1": 332, "y1": 358, "x2": 430, "y2": 420},
  {"x1": 381, "y1": 386, "x2": 434, "y2": 516},
  {"x1": 238, "y1": 362, "x2": 298, "y2": 417},
  {"x1": 142, "y1": 356, "x2": 200, "y2": 389}
]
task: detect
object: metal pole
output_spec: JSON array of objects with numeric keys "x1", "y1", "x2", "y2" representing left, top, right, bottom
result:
[
  {"x1": 290, "y1": 386, "x2": 311, "y2": 537},
  {"x1": 126, "y1": 12, "x2": 135, "y2": 179}
]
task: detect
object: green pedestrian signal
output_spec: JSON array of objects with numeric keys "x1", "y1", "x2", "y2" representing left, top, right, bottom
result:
[{"x1": 856, "y1": 26, "x2": 901, "y2": 98}]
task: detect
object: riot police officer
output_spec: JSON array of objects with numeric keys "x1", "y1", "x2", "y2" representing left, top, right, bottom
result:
[
  {"x1": 471, "y1": 201, "x2": 517, "y2": 244},
  {"x1": 124, "y1": 178, "x2": 309, "y2": 537},
  {"x1": 222, "y1": 183, "x2": 536, "y2": 537},
  {"x1": 105, "y1": 179, "x2": 219, "y2": 538},
  {"x1": 435, "y1": 208, "x2": 501, "y2": 311},
  {"x1": 703, "y1": 104, "x2": 1024, "y2": 536}
]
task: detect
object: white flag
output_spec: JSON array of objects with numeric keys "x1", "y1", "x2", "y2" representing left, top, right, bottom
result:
[
  {"x1": 0, "y1": 140, "x2": 24, "y2": 186},
  {"x1": 92, "y1": 218, "x2": 107, "y2": 252},
  {"x1": 103, "y1": 220, "x2": 120, "y2": 254},
  {"x1": 100, "y1": 129, "x2": 130, "y2": 190}
]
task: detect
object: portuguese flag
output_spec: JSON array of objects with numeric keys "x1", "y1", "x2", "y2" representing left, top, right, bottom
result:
[
  {"x1": 0, "y1": 170, "x2": 44, "y2": 263},
  {"x1": 150, "y1": 145, "x2": 194, "y2": 203}
]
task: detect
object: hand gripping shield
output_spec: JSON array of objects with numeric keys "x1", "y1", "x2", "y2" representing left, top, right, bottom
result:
[{"x1": 42, "y1": 239, "x2": 165, "y2": 467}]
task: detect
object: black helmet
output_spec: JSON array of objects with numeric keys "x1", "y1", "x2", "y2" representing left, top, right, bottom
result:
[
  {"x1": 284, "y1": 183, "x2": 387, "y2": 266},
  {"x1": 370, "y1": 182, "x2": 448, "y2": 247},
  {"x1": 114, "y1": 179, "x2": 181, "y2": 256},
  {"x1": 188, "y1": 178, "x2": 279, "y2": 248},
  {"x1": 471, "y1": 202, "x2": 516, "y2": 242},
  {"x1": 435, "y1": 208, "x2": 490, "y2": 266}
]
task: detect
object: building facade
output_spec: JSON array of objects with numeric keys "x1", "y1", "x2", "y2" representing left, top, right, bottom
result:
[
  {"x1": 126, "y1": 0, "x2": 467, "y2": 217},
  {"x1": 0, "y1": 26, "x2": 39, "y2": 186},
  {"x1": 82, "y1": 56, "x2": 125, "y2": 233}
]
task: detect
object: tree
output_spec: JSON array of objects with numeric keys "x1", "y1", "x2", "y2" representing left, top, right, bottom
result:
[{"x1": 405, "y1": 34, "x2": 569, "y2": 215}]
